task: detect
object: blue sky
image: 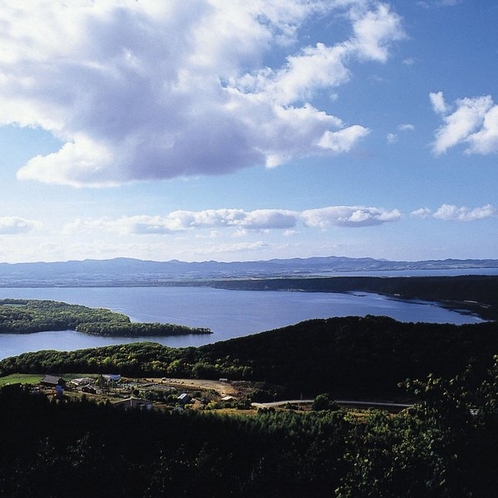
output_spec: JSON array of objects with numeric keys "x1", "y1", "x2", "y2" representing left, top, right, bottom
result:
[{"x1": 1, "y1": 0, "x2": 498, "y2": 263}]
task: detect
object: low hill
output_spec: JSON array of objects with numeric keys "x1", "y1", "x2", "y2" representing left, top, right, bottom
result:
[{"x1": 2, "y1": 315, "x2": 497, "y2": 400}]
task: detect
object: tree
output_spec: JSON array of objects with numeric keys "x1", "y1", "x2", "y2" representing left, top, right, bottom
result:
[{"x1": 312, "y1": 393, "x2": 339, "y2": 411}]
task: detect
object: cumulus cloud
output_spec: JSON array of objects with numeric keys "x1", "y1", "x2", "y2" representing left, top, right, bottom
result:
[
  {"x1": 301, "y1": 206, "x2": 402, "y2": 227},
  {"x1": 0, "y1": 217, "x2": 40, "y2": 235},
  {"x1": 410, "y1": 207, "x2": 432, "y2": 219},
  {"x1": 433, "y1": 204, "x2": 497, "y2": 222},
  {"x1": 411, "y1": 204, "x2": 497, "y2": 221},
  {"x1": 67, "y1": 209, "x2": 299, "y2": 234},
  {"x1": 430, "y1": 92, "x2": 498, "y2": 155},
  {"x1": 0, "y1": 1, "x2": 405, "y2": 186},
  {"x1": 65, "y1": 205, "x2": 402, "y2": 235},
  {"x1": 430, "y1": 91, "x2": 449, "y2": 115},
  {"x1": 349, "y1": 3, "x2": 406, "y2": 63}
]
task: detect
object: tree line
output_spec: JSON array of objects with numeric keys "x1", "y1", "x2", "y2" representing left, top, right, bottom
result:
[
  {"x1": 0, "y1": 299, "x2": 211, "y2": 337},
  {"x1": 203, "y1": 274, "x2": 498, "y2": 320},
  {"x1": 2, "y1": 315, "x2": 498, "y2": 401}
]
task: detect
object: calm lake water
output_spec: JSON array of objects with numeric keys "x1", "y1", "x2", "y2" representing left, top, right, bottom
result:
[{"x1": 0, "y1": 286, "x2": 484, "y2": 360}]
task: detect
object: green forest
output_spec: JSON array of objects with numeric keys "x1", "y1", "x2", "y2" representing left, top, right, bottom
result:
[
  {"x1": 202, "y1": 274, "x2": 498, "y2": 320},
  {"x1": 2, "y1": 315, "x2": 498, "y2": 401},
  {"x1": 0, "y1": 299, "x2": 211, "y2": 336},
  {"x1": 2, "y1": 286, "x2": 498, "y2": 496},
  {"x1": 1, "y1": 356, "x2": 498, "y2": 497}
]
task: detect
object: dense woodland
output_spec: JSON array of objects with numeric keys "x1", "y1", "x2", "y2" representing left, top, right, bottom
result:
[
  {"x1": 0, "y1": 299, "x2": 211, "y2": 336},
  {"x1": 1, "y1": 358, "x2": 498, "y2": 497},
  {"x1": 2, "y1": 315, "x2": 498, "y2": 401},
  {"x1": 2, "y1": 285, "x2": 498, "y2": 496},
  {"x1": 202, "y1": 275, "x2": 498, "y2": 320}
]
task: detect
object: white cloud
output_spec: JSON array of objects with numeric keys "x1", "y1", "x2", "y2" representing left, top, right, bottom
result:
[
  {"x1": 433, "y1": 204, "x2": 497, "y2": 222},
  {"x1": 0, "y1": 217, "x2": 40, "y2": 235},
  {"x1": 350, "y1": 3, "x2": 406, "y2": 63},
  {"x1": 0, "y1": 1, "x2": 406, "y2": 187},
  {"x1": 430, "y1": 91, "x2": 449, "y2": 115},
  {"x1": 318, "y1": 125, "x2": 371, "y2": 152},
  {"x1": 410, "y1": 207, "x2": 432, "y2": 219},
  {"x1": 301, "y1": 205, "x2": 402, "y2": 227},
  {"x1": 387, "y1": 122, "x2": 414, "y2": 144},
  {"x1": 418, "y1": 0, "x2": 462, "y2": 8},
  {"x1": 411, "y1": 204, "x2": 497, "y2": 221},
  {"x1": 430, "y1": 92, "x2": 498, "y2": 155},
  {"x1": 64, "y1": 204, "x2": 402, "y2": 235},
  {"x1": 66, "y1": 209, "x2": 299, "y2": 234},
  {"x1": 466, "y1": 105, "x2": 498, "y2": 155}
]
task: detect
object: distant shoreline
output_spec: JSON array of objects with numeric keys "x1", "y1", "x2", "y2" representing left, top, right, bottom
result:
[{"x1": 0, "y1": 275, "x2": 497, "y2": 320}]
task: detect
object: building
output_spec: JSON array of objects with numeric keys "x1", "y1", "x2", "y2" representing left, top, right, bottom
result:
[
  {"x1": 40, "y1": 375, "x2": 66, "y2": 387},
  {"x1": 178, "y1": 393, "x2": 191, "y2": 405},
  {"x1": 113, "y1": 397, "x2": 153, "y2": 411}
]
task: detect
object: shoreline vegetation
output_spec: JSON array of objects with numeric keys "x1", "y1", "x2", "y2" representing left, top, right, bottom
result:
[
  {"x1": 194, "y1": 275, "x2": 498, "y2": 321},
  {"x1": 1, "y1": 275, "x2": 498, "y2": 320},
  {"x1": 2, "y1": 314, "x2": 498, "y2": 402},
  {"x1": 0, "y1": 299, "x2": 211, "y2": 337},
  {"x1": 1, "y1": 278, "x2": 498, "y2": 496}
]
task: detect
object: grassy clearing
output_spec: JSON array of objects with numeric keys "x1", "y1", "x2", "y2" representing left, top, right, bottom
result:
[{"x1": 0, "y1": 373, "x2": 44, "y2": 386}]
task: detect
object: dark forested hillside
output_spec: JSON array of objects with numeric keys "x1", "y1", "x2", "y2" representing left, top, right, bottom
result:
[
  {"x1": 2, "y1": 316, "x2": 498, "y2": 400},
  {"x1": 2, "y1": 310, "x2": 498, "y2": 496},
  {"x1": 200, "y1": 316, "x2": 498, "y2": 398},
  {"x1": 2, "y1": 358, "x2": 498, "y2": 497},
  {"x1": 206, "y1": 275, "x2": 498, "y2": 320}
]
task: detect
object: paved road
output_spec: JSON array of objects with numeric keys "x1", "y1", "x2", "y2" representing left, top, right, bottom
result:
[{"x1": 252, "y1": 399, "x2": 412, "y2": 411}]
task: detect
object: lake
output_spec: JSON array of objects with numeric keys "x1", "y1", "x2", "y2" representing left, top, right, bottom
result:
[{"x1": 0, "y1": 286, "x2": 484, "y2": 360}]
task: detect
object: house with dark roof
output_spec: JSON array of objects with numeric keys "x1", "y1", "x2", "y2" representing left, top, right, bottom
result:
[{"x1": 41, "y1": 375, "x2": 65, "y2": 387}]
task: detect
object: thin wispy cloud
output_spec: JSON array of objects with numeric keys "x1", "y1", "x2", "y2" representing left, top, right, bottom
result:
[
  {"x1": 386, "y1": 123, "x2": 414, "y2": 144},
  {"x1": 0, "y1": 217, "x2": 40, "y2": 235},
  {"x1": 417, "y1": 0, "x2": 463, "y2": 8},
  {"x1": 0, "y1": 1, "x2": 405, "y2": 187}
]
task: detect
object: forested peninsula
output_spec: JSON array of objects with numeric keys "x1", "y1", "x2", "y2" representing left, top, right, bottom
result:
[
  {"x1": 201, "y1": 274, "x2": 498, "y2": 320},
  {"x1": 0, "y1": 299, "x2": 211, "y2": 337}
]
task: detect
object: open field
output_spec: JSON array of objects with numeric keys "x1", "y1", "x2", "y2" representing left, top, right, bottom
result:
[
  {"x1": 0, "y1": 373, "x2": 44, "y2": 386},
  {"x1": 145, "y1": 377, "x2": 240, "y2": 397}
]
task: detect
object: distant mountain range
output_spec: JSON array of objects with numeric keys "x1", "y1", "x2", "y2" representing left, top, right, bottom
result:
[{"x1": 1, "y1": 256, "x2": 498, "y2": 287}]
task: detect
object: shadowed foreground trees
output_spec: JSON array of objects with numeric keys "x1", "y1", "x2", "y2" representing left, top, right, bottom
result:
[{"x1": 1, "y1": 357, "x2": 498, "y2": 497}]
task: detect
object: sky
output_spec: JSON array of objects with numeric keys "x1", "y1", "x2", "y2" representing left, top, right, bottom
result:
[{"x1": 1, "y1": 0, "x2": 498, "y2": 264}]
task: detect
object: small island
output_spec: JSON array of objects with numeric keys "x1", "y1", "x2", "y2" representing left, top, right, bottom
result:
[{"x1": 0, "y1": 299, "x2": 211, "y2": 337}]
